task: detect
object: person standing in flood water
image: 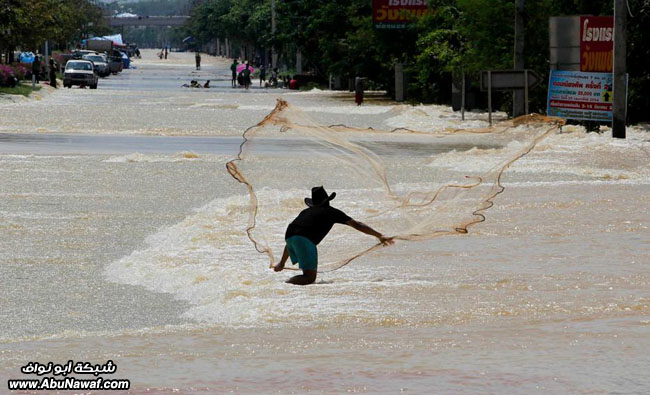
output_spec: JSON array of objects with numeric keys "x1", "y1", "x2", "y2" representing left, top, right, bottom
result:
[
  {"x1": 48, "y1": 58, "x2": 57, "y2": 88},
  {"x1": 242, "y1": 63, "x2": 252, "y2": 90},
  {"x1": 273, "y1": 186, "x2": 393, "y2": 285},
  {"x1": 32, "y1": 55, "x2": 41, "y2": 83},
  {"x1": 195, "y1": 52, "x2": 201, "y2": 70},
  {"x1": 230, "y1": 58, "x2": 238, "y2": 88},
  {"x1": 355, "y1": 76, "x2": 365, "y2": 106}
]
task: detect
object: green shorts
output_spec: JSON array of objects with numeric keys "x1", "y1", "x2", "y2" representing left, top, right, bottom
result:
[{"x1": 286, "y1": 235, "x2": 318, "y2": 271}]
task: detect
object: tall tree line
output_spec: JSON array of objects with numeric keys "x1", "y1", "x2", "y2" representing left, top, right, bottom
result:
[
  {"x1": 0, "y1": 0, "x2": 107, "y2": 60},
  {"x1": 186, "y1": 0, "x2": 650, "y2": 121}
]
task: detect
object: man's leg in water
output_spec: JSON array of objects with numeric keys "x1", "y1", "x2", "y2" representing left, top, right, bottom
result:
[
  {"x1": 276, "y1": 236, "x2": 318, "y2": 285},
  {"x1": 287, "y1": 269, "x2": 317, "y2": 285}
]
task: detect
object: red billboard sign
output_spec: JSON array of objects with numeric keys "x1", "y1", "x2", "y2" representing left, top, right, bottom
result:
[
  {"x1": 373, "y1": 0, "x2": 429, "y2": 29},
  {"x1": 580, "y1": 16, "x2": 613, "y2": 72}
]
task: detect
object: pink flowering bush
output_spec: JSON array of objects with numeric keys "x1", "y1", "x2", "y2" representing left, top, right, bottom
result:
[
  {"x1": 0, "y1": 64, "x2": 34, "y2": 86},
  {"x1": 14, "y1": 64, "x2": 28, "y2": 80},
  {"x1": 0, "y1": 64, "x2": 15, "y2": 86}
]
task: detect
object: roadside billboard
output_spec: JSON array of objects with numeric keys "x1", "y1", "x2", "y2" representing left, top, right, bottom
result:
[
  {"x1": 547, "y1": 70, "x2": 613, "y2": 122},
  {"x1": 580, "y1": 16, "x2": 613, "y2": 72},
  {"x1": 373, "y1": 0, "x2": 429, "y2": 29}
]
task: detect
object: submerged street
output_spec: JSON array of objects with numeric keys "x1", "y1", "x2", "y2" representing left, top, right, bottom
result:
[{"x1": 0, "y1": 50, "x2": 649, "y2": 392}]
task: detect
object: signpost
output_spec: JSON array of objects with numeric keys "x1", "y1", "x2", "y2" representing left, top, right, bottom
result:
[
  {"x1": 580, "y1": 16, "x2": 614, "y2": 72},
  {"x1": 549, "y1": 15, "x2": 614, "y2": 72},
  {"x1": 480, "y1": 70, "x2": 540, "y2": 91},
  {"x1": 395, "y1": 62, "x2": 404, "y2": 102},
  {"x1": 549, "y1": 14, "x2": 624, "y2": 138},
  {"x1": 480, "y1": 69, "x2": 540, "y2": 124},
  {"x1": 547, "y1": 70, "x2": 614, "y2": 122},
  {"x1": 513, "y1": 0, "x2": 526, "y2": 117},
  {"x1": 612, "y1": 1, "x2": 626, "y2": 139}
]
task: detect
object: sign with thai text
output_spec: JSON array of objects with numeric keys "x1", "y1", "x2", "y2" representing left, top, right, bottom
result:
[
  {"x1": 580, "y1": 16, "x2": 613, "y2": 72},
  {"x1": 373, "y1": 0, "x2": 429, "y2": 29},
  {"x1": 547, "y1": 70, "x2": 613, "y2": 122}
]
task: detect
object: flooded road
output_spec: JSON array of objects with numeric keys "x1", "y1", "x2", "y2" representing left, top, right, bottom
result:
[
  {"x1": 0, "y1": 132, "x2": 495, "y2": 157},
  {"x1": 1, "y1": 50, "x2": 649, "y2": 393},
  {"x1": 0, "y1": 51, "x2": 421, "y2": 136}
]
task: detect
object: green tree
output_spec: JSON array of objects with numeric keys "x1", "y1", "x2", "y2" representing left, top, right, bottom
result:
[
  {"x1": 1, "y1": 0, "x2": 106, "y2": 59},
  {"x1": 186, "y1": 0, "x2": 650, "y2": 121}
]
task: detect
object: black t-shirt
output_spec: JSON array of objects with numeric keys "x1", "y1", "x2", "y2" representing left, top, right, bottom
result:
[{"x1": 285, "y1": 205, "x2": 352, "y2": 245}]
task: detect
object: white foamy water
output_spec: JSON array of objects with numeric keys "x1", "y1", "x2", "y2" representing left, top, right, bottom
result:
[
  {"x1": 103, "y1": 151, "x2": 202, "y2": 163},
  {"x1": 385, "y1": 103, "x2": 508, "y2": 131},
  {"x1": 238, "y1": 103, "x2": 397, "y2": 114},
  {"x1": 100, "y1": 120, "x2": 649, "y2": 332},
  {"x1": 1, "y1": 49, "x2": 648, "y2": 393},
  {"x1": 103, "y1": 187, "x2": 433, "y2": 327}
]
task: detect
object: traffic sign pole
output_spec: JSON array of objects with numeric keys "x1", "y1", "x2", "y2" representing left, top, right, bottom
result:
[
  {"x1": 488, "y1": 70, "x2": 492, "y2": 126},
  {"x1": 524, "y1": 70, "x2": 529, "y2": 115},
  {"x1": 461, "y1": 71, "x2": 466, "y2": 121},
  {"x1": 613, "y1": 0, "x2": 626, "y2": 139},
  {"x1": 513, "y1": 0, "x2": 526, "y2": 117}
]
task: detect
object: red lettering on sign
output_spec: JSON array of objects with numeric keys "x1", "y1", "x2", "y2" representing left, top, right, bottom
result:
[
  {"x1": 580, "y1": 16, "x2": 614, "y2": 72},
  {"x1": 373, "y1": 0, "x2": 429, "y2": 25}
]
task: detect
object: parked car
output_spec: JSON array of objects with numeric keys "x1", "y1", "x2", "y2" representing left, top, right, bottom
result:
[
  {"x1": 82, "y1": 53, "x2": 110, "y2": 77},
  {"x1": 71, "y1": 50, "x2": 98, "y2": 60},
  {"x1": 63, "y1": 60, "x2": 98, "y2": 89}
]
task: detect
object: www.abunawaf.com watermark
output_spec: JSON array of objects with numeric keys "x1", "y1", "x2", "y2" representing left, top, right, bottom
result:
[{"x1": 7, "y1": 360, "x2": 130, "y2": 391}]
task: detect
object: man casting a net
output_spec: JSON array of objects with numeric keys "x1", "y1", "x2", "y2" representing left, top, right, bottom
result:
[{"x1": 274, "y1": 186, "x2": 394, "y2": 285}]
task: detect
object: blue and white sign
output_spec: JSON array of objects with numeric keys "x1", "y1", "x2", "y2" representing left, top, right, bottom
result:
[{"x1": 547, "y1": 70, "x2": 613, "y2": 122}]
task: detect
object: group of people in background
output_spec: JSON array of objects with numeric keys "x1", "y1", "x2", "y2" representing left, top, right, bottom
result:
[
  {"x1": 230, "y1": 58, "x2": 298, "y2": 90},
  {"x1": 181, "y1": 79, "x2": 210, "y2": 89},
  {"x1": 19, "y1": 49, "x2": 304, "y2": 92},
  {"x1": 180, "y1": 55, "x2": 300, "y2": 91},
  {"x1": 26, "y1": 54, "x2": 57, "y2": 88},
  {"x1": 230, "y1": 58, "x2": 253, "y2": 90}
]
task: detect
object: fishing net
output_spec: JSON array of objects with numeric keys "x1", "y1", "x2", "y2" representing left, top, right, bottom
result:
[{"x1": 227, "y1": 99, "x2": 565, "y2": 272}]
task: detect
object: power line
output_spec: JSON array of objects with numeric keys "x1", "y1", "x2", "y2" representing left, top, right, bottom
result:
[{"x1": 626, "y1": 0, "x2": 635, "y2": 17}]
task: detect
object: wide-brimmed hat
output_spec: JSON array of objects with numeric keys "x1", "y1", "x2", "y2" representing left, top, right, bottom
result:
[{"x1": 305, "y1": 186, "x2": 336, "y2": 207}]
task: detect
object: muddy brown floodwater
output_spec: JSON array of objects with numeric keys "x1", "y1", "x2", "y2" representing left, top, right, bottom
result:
[{"x1": 0, "y1": 50, "x2": 648, "y2": 393}]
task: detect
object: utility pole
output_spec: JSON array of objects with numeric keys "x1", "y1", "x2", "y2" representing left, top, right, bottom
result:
[
  {"x1": 513, "y1": 0, "x2": 525, "y2": 116},
  {"x1": 296, "y1": 49, "x2": 302, "y2": 73},
  {"x1": 612, "y1": 0, "x2": 627, "y2": 139},
  {"x1": 271, "y1": 0, "x2": 277, "y2": 69}
]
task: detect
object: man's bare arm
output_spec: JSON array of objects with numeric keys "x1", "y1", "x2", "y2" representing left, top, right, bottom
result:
[
  {"x1": 273, "y1": 245, "x2": 289, "y2": 271},
  {"x1": 346, "y1": 220, "x2": 394, "y2": 245}
]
